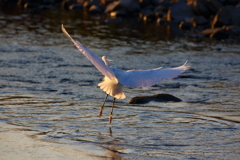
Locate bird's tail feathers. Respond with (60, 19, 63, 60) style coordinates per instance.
(98, 77, 126, 99)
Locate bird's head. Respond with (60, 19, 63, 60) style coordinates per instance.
(102, 56, 112, 66)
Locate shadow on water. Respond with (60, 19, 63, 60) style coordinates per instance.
(0, 9, 240, 159)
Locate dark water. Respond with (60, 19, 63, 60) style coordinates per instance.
(0, 10, 240, 159)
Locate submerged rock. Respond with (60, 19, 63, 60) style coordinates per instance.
(129, 94, 182, 104)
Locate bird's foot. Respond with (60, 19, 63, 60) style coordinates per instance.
(109, 114, 113, 124)
(98, 108, 103, 117)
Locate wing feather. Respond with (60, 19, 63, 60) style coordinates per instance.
(61, 24, 117, 84)
(118, 62, 189, 88)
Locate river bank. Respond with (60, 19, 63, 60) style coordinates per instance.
(0, 122, 108, 160)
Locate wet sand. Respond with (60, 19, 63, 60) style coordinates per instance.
(0, 122, 105, 160)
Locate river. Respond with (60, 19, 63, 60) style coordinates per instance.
(0, 10, 240, 159)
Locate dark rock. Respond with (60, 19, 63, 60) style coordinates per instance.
(69, 2, 83, 10)
(166, 22, 183, 37)
(18, 0, 28, 7)
(141, 5, 154, 12)
(200, 27, 233, 40)
(105, 0, 140, 13)
(129, 94, 182, 104)
(155, 12, 166, 18)
(211, 28, 230, 39)
(207, 0, 223, 13)
(151, 0, 177, 7)
(179, 19, 196, 30)
(62, 0, 77, 10)
(201, 27, 224, 35)
(157, 17, 167, 25)
(83, 0, 100, 8)
(139, 9, 152, 18)
(189, 0, 223, 18)
(139, 0, 151, 8)
(189, 0, 211, 17)
(211, 5, 233, 28)
(219, 0, 240, 5)
(110, 10, 128, 17)
(193, 16, 209, 25)
(230, 5, 240, 25)
(24, 2, 39, 9)
(226, 25, 240, 35)
(168, 1, 196, 23)
(105, 17, 122, 23)
(154, 5, 169, 13)
(23, 2, 50, 13)
(142, 13, 157, 21)
(89, 4, 103, 14)
(100, 0, 114, 5)
(211, 5, 240, 28)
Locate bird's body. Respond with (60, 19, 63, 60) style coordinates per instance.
(61, 24, 189, 123)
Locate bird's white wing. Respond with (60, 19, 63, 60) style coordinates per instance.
(117, 62, 189, 88)
(61, 24, 118, 84)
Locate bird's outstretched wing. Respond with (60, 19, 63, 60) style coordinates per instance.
(117, 62, 189, 88)
(61, 24, 118, 84)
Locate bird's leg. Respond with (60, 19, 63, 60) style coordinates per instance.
(98, 94, 108, 117)
(109, 98, 116, 124)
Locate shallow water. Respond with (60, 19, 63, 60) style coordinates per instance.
(0, 10, 240, 159)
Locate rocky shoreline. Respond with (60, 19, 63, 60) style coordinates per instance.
(1, 0, 240, 40)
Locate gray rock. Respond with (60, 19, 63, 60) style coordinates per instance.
(129, 94, 182, 104)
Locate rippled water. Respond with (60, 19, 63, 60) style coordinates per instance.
(0, 10, 240, 159)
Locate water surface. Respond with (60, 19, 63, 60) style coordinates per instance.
(0, 10, 240, 159)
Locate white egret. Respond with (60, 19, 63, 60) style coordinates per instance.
(61, 24, 189, 123)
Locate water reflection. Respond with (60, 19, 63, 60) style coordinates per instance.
(0, 9, 240, 159)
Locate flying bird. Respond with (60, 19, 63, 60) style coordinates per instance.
(61, 24, 189, 124)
